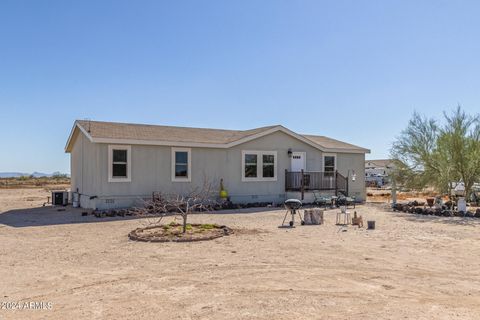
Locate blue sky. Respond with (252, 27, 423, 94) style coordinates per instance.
(1, 0, 479, 173)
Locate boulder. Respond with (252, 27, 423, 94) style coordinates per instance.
(465, 211, 475, 218)
(442, 210, 453, 217)
(475, 209, 480, 218)
(444, 200, 453, 210)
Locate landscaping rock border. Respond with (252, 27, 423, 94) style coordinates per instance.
(392, 203, 480, 218)
(128, 223, 234, 243)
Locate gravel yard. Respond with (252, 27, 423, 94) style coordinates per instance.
(1, 188, 480, 319)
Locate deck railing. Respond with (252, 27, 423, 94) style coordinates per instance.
(285, 170, 348, 198)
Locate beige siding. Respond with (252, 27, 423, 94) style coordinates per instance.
(70, 130, 366, 209)
(337, 153, 366, 200)
(70, 132, 99, 208)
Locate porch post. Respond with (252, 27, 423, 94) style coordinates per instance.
(301, 169, 304, 200)
(335, 170, 338, 196)
(346, 171, 349, 197)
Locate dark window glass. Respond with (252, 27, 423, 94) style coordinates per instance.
(245, 154, 257, 164)
(112, 149, 128, 178)
(262, 154, 275, 178)
(112, 164, 127, 177)
(263, 154, 274, 164)
(324, 156, 335, 176)
(175, 151, 188, 164)
(324, 156, 335, 168)
(113, 150, 127, 162)
(263, 164, 274, 178)
(175, 164, 188, 177)
(245, 165, 257, 177)
(244, 154, 257, 178)
(174, 151, 189, 177)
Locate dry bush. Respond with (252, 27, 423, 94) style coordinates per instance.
(135, 180, 218, 233)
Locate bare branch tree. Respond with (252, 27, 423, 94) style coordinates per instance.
(134, 179, 219, 233)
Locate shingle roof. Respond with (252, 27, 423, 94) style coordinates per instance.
(365, 159, 394, 168)
(302, 135, 369, 152)
(76, 120, 277, 144)
(67, 120, 369, 153)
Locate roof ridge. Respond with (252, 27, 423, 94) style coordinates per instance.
(301, 133, 368, 150)
(228, 125, 280, 141)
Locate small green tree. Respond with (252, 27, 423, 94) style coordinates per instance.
(391, 106, 480, 198)
(439, 107, 480, 197)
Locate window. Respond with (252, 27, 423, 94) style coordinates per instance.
(263, 154, 275, 178)
(108, 145, 131, 182)
(244, 154, 258, 178)
(323, 154, 336, 176)
(242, 151, 277, 181)
(172, 147, 191, 182)
(175, 152, 188, 177)
(113, 150, 127, 177)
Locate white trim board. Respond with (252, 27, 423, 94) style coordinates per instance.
(171, 147, 192, 182)
(323, 153, 337, 173)
(108, 145, 132, 183)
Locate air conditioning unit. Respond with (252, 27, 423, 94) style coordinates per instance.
(52, 191, 68, 206)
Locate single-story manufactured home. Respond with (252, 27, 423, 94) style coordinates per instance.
(65, 120, 370, 209)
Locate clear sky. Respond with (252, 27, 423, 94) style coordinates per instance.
(1, 0, 479, 173)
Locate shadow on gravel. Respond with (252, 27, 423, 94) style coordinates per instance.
(0, 206, 283, 228)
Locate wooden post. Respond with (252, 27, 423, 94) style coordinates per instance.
(335, 170, 338, 196)
(391, 176, 397, 207)
(346, 171, 349, 197)
(301, 169, 305, 200)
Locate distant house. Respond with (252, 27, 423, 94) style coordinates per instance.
(65, 120, 370, 209)
(365, 159, 395, 187)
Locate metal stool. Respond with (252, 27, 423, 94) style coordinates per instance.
(336, 206, 351, 225)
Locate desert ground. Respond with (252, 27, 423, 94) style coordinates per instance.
(1, 188, 480, 319)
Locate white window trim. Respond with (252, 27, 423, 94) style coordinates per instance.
(241, 150, 277, 182)
(323, 153, 337, 173)
(172, 147, 192, 182)
(108, 145, 132, 183)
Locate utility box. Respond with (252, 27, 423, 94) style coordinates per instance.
(52, 191, 68, 206)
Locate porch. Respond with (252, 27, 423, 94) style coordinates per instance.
(285, 170, 348, 199)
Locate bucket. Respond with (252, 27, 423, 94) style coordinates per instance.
(367, 221, 375, 230)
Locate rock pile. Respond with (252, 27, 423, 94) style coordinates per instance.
(393, 202, 480, 218)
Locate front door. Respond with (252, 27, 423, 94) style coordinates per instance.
(291, 152, 306, 172)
